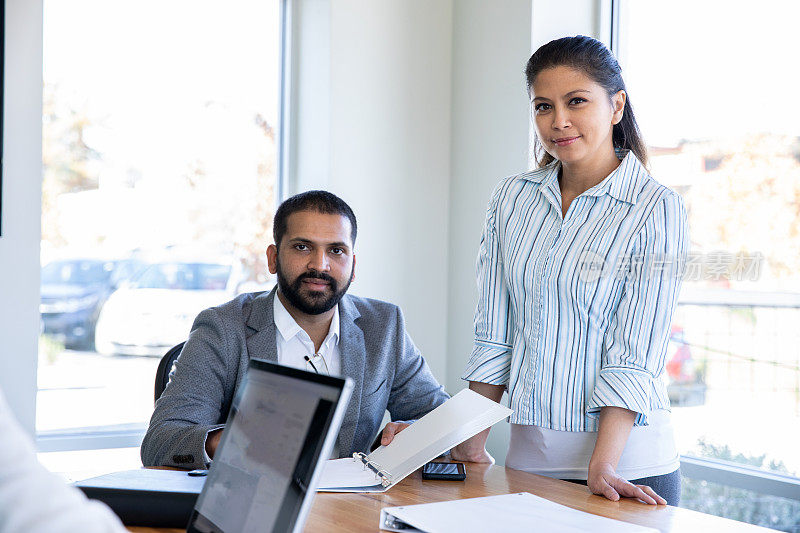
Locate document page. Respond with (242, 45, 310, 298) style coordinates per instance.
(315, 458, 385, 492)
(380, 492, 659, 533)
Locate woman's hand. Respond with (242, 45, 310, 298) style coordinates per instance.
(588, 406, 665, 504)
(446, 381, 504, 463)
(450, 436, 495, 464)
(587, 461, 666, 505)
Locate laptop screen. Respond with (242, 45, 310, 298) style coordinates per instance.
(186, 360, 352, 533)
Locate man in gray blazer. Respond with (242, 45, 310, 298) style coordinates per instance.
(141, 191, 448, 469)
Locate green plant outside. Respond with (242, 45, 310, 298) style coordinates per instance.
(681, 439, 800, 532)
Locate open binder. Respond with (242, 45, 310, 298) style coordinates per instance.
(316, 389, 512, 492)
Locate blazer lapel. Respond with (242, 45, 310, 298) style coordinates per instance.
(245, 287, 279, 363)
(336, 295, 365, 455)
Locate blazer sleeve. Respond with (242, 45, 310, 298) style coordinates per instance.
(385, 306, 449, 422)
(140, 307, 236, 469)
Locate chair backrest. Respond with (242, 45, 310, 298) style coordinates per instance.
(154, 341, 185, 404)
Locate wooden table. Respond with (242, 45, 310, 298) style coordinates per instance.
(128, 463, 773, 532)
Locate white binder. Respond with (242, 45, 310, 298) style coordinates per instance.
(379, 493, 660, 533)
(316, 389, 512, 492)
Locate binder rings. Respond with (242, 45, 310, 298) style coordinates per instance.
(353, 451, 393, 487)
(316, 389, 512, 492)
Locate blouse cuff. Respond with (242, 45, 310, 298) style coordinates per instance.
(461, 341, 512, 385)
(586, 366, 655, 426)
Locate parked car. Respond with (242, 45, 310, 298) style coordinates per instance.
(94, 257, 243, 357)
(40, 258, 145, 349)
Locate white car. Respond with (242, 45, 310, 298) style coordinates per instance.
(95, 258, 244, 357)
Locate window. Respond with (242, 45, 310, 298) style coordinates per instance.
(617, 0, 800, 529)
(39, 0, 282, 452)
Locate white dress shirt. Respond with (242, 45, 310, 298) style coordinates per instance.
(0, 391, 127, 533)
(273, 294, 342, 377)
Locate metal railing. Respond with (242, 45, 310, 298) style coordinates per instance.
(673, 288, 800, 501)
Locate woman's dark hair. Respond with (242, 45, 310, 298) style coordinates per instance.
(525, 35, 648, 168)
(273, 190, 357, 246)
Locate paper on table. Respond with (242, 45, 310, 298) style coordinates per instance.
(315, 457, 385, 493)
(380, 492, 659, 533)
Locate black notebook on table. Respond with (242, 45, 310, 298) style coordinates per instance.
(75, 468, 206, 528)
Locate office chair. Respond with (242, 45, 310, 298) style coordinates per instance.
(154, 341, 185, 404)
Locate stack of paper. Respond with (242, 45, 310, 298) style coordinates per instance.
(316, 389, 512, 492)
(380, 493, 659, 532)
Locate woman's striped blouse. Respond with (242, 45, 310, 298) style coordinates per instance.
(462, 151, 689, 431)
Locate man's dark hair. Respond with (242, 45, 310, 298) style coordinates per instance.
(273, 190, 358, 247)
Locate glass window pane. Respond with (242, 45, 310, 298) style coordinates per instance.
(682, 476, 800, 532)
(39, 0, 280, 437)
(618, 0, 800, 482)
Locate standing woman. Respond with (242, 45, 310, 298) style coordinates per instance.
(452, 36, 688, 506)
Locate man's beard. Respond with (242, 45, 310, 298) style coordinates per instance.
(275, 257, 353, 315)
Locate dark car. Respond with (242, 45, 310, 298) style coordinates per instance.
(40, 258, 144, 349)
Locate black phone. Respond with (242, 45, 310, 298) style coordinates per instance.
(421, 461, 466, 481)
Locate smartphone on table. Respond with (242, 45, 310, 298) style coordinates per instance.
(421, 461, 466, 481)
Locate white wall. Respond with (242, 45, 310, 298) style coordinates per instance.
(445, 0, 534, 464)
(286, 0, 331, 195)
(290, 0, 454, 381)
(328, 0, 453, 381)
(0, 0, 43, 434)
(532, 0, 606, 49)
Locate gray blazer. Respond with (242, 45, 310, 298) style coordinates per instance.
(140, 288, 449, 469)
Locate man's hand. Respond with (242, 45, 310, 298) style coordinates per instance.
(379, 422, 410, 446)
(587, 461, 666, 505)
(205, 429, 223, 459)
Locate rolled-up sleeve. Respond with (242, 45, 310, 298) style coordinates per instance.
(462, 183, 514, 385)
(587, 192, 689, 425)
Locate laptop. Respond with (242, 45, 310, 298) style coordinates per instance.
(186, 359, 353, 532)
(76, 359, 352, 531)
